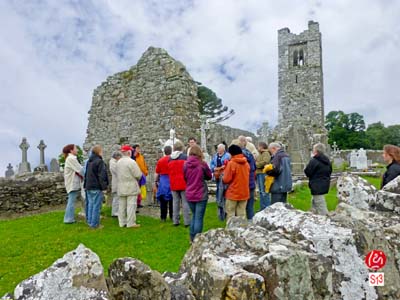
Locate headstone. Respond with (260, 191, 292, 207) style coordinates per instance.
(334, 157, 344, 167)
(5, 163, 14, 178)
(350, 150, 357, 168)
(200, 115, 211, 163)
(18, 137, 31, 174)
(356, 148, 368, 170)
(36, 140, 48, 171)
(50, 158, 60, 172)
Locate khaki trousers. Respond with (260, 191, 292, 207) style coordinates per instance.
(226, 199, 247, 220)
(118, 195, 137, 227)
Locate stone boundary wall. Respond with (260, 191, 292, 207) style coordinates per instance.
(0, 173, 66, 214)
(338, 150, 384, 164)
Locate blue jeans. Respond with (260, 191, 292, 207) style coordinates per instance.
(86, 190, 103, 228)
(187, 200, 207, 242)
(257, 173, 271, 211)
(246, 188, 255, 220)
(64, 191, 79, 223)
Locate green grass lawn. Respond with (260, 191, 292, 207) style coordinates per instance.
(0, 179, 362, 295)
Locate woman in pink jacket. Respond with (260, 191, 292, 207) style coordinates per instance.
(184, 145, 212, 242)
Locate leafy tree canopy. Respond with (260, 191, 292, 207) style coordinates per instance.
(325, 111, 399, 150)
(197, 83, 234, 123)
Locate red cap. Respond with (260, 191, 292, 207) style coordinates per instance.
(120, 145, 133, 152)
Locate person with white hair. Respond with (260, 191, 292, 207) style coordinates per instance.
(304, 143, 332, 215)
(245, 136, 259, 158)
(266, 142, 292, 204)
(116, 145, 142, 228)
(210, 143, 231, 220)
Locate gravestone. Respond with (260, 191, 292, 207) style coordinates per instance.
(5, 163, 14, 178)
(350, 150, 357, 168)
(356, 148, 368, 170)
(50, 158, 60, 172)
(18, 137, 31, 174)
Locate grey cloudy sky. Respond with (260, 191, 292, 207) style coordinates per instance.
(1, 0, 399, 174)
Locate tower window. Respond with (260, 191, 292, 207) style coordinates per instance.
(299, 49, 304, 66)
(293, 50, 298, 66)
(295, 75, 298, 83)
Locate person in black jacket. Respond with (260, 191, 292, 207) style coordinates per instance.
(84, 145, 109, 229)
(304, 143, 332, 215)
(381, 144, 400, 188)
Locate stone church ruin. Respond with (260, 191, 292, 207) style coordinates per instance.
(84, 47, 256, 168)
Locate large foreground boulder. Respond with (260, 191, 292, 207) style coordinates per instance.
(107, 258, 171, 300)
(12, 244, 109, 300)
(167, 203, 400, 300)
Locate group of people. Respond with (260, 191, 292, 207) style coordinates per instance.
(61, 136, 400, 242)
(62, 143, 148, 229)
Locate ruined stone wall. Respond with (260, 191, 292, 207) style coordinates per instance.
(84, 47, 201, 169)
(0, 173, 66, 214)
(206, 124, 257, 154)
(276, 21, 327, 173)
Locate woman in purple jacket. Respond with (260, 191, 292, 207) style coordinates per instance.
(184, 145, 212, 242)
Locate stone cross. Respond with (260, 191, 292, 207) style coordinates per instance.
(332, 142, 339, 156)
(37, 140, 47, 166)
(18, 137, 31, 174)
(5, 163, 14, 178)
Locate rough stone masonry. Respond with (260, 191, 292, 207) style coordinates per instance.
(84, 47, 256, 169)
(84, 47, 201, 168)
(275, 21, 328, 174)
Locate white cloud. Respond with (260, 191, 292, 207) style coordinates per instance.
(1, 0, 399, 174)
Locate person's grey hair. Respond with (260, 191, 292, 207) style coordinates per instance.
(268, 142, 282, 149)
(112, 151, 122, 159)
(246, 136, 253, 142)
(173, 141, 184, 152)
(217, 143, 225, 151)
(313, 143, 326, 154)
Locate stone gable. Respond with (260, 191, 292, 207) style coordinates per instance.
(84, 47, 201, 167)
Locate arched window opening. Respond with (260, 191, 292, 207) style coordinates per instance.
(293, 50, 298, 66)
(298, 49, 304, 66)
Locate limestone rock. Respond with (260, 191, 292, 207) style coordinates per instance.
(13, 244, 109, 300)
(337, 173, 376, 209)
(382, 175, 400, 194)
(374, 190, 400, 214)
(107, 257, 171, 300)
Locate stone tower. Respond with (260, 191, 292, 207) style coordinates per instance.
(84, 47, 201, 168)
(276, 21, 327, 173)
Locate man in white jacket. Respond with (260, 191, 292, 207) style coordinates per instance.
(117, 145, 142, 228)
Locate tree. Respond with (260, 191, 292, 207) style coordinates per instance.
(386, 125, 400, 147)
(365, 122, 387, 149)
(325, 110, 368, 149)
(197, 84, 234, 123)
